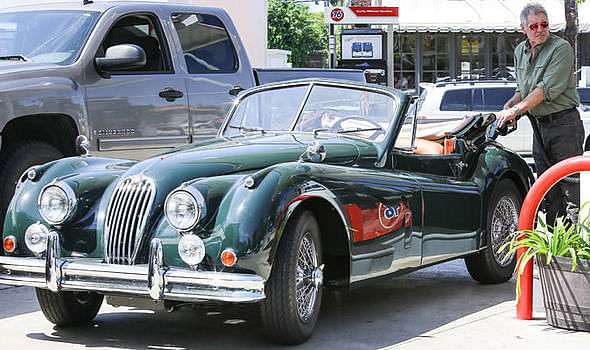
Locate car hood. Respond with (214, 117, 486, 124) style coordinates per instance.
(120, 133, 377, 186)
(0, 61, 61, 77)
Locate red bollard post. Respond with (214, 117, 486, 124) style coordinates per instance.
(516, 155, 590, 319)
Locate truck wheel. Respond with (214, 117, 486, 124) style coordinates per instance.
(36, 288, 103, 326)
(465, 179, 521, 284)
(0, 141, 63, 228)
(261, 210, 323, 345)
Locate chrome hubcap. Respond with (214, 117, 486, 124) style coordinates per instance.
(296, 232, 322, 323)
(491, 196, 519, 267)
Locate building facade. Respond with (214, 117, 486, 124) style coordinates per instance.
(334, 0, 590, 89)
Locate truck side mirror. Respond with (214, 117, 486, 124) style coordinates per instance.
(95, 44, 146, 73)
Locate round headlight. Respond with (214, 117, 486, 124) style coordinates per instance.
(165, 188, 205, 231)
(25, 223, 49, 254)
(178, 234, 205, 266)
(38, 183, 76, 225)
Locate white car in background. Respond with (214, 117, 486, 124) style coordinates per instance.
(414, 80, 590, 165)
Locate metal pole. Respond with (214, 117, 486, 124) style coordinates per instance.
(329, 23, 336, 69)
(387, 24, 394, 87)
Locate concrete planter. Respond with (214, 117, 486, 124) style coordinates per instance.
(537, 255, 590, 332)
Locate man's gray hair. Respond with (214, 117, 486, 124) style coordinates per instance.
(520, 3, 548, 25)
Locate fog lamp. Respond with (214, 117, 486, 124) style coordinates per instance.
(178, 234, 205, 266)
(3, 235, 16, 253)
(25, 222, 50, 254)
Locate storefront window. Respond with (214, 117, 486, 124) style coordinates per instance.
(394, 34, 416, 89)
(422, 33, 450, 83)
(492, 33, 522, 79)
(458, 34, 485, 78)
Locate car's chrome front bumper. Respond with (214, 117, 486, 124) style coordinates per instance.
(0, 232, 265, 303)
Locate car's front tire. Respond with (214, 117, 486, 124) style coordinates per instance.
(36, 288, 103, 326)
(465, 179, 522, 284)
(261, 210, 323, 345)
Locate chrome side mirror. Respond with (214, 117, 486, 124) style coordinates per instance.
(305, 141, 326, 163)
(76, 135, 90, 156)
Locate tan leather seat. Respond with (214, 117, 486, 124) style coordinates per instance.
(414, 138, 444, 155)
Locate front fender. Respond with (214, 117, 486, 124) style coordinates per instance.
(3, 156, 135, 257)
(211, 162, 352, 280)
(0, 75, 85, 135)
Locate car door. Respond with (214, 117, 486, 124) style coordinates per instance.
(85, 12, 189, 160)
(170, 12, 256, 143)
(343, 170, 423, 283)
(393, 110, 482, 266)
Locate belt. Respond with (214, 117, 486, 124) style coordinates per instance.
(535, 107, 578, 123)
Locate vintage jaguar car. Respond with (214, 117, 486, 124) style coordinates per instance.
(0, 79, 533, 344)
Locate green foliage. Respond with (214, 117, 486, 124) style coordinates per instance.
(268, 0, 328, 67)
(499, 203, 590, 295)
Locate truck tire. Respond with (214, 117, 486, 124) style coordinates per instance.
(36, 288, 103, 326)
(0, 141, 63, 230)
(261, 210, 323, 345)
(465, 179, 522, 284)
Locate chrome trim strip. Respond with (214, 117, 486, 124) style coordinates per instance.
(98, 136, 188, 151)
(0, 236, 265, 303)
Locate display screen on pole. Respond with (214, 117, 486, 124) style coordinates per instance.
(342, 34, 382, 60)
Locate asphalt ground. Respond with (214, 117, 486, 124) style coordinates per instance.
(1, 259, 589, 349)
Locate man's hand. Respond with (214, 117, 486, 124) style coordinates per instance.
(495, 108, 518, 129)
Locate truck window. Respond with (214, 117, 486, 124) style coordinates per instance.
(101, 14, 170, 73)
(0, 10, 99, 65)
(172, 13, 238, 74)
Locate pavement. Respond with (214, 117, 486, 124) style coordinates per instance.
(0, 259, 589, 349)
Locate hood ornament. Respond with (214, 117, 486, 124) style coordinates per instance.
(298, 141, 326, 166)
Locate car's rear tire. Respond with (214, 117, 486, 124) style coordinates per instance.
(36, 288, 103, 326)
(261, 210, 323, 345)
(465, 179, 521, 284)
(0, 141, 63, 229)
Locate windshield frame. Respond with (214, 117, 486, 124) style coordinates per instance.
(219, 80, 402, 145)
(0, 9, 102, 66)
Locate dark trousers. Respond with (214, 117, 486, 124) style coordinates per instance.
(532, 108, 584, 225)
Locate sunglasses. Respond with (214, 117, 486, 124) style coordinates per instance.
(528, 21, 549, 31)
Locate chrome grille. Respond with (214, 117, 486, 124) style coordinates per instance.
(104, 175, 155, 265)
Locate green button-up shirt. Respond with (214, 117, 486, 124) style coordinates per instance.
(514, 34, 579, 116)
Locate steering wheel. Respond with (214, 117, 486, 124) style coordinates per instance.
(330, 116, 386, 140)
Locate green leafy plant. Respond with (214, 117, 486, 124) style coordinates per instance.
(499, 202, 590, 295)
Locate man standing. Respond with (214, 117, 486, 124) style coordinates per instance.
(496, 2, 584, 225)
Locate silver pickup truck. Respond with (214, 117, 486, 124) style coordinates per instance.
(0, 1, 364, 229)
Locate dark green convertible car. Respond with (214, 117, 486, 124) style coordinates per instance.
(0, 80, 533, 344)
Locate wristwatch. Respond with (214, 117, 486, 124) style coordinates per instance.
(511, 105, 521, 116)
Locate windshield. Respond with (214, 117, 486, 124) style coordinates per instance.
(223, 83, 397, 142)
(0, 10, 100, 65)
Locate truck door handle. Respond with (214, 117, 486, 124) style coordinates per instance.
(229, 85, 245, 96)
(159, 88, 184, 102)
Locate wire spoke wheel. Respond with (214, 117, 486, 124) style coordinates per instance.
(296, 232, 321, 322)
(261, 210, 323, 345)
(491, 195, 519, 267)
(465, 179, 522, 284)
